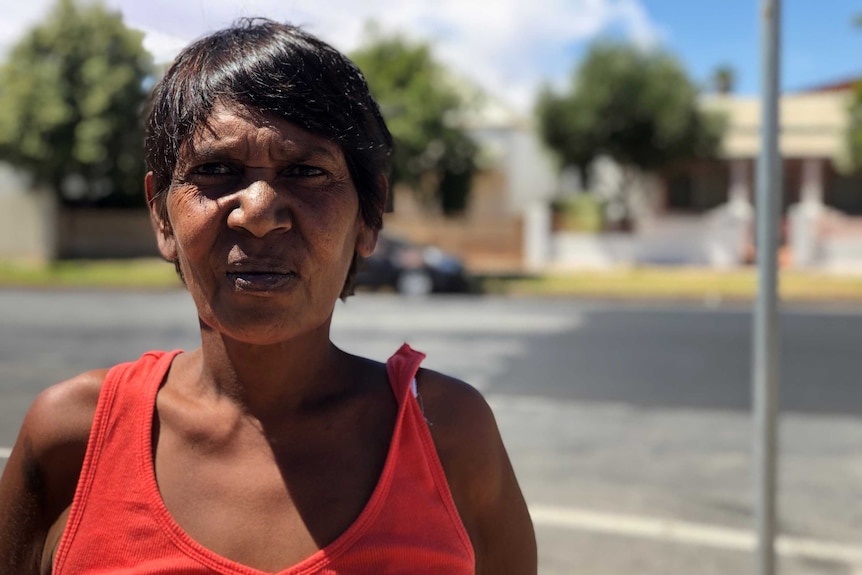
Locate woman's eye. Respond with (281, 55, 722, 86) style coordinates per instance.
(192, 163, 234, 176)
(287, 165, 325, 177)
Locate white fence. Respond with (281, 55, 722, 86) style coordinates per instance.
(543, 202, 753, 270)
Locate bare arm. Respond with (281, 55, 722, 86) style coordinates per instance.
(419, 371, 537, 575)
(0, 370, 105, 575)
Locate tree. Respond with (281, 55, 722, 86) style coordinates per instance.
(844, 81, 862, 173)
(843, 16, 862, 172)
(711, 64, 737, 94)
(536, 42, 725, 225)
(350, 30, 477, 216)
(0, 0, 153, 208)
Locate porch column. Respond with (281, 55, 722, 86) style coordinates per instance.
(788, 158, 825, 268)
(729, 159, 751, 204)
(707, 158, 753, 267)
(800, 158, 824, 205)
(524, 201, 551, 272)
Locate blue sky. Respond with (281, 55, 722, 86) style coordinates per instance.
(643, 0, 862, 94)
(2, 0, 861, 112)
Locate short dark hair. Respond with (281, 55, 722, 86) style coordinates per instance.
(144, 18, 392, 297)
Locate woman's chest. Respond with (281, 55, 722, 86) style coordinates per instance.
(151, 416, 392, 572)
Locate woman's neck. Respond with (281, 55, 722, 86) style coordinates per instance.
(189, 321, 355, 420)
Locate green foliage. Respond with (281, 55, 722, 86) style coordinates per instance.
(843, 81, 862, 173)
(0, 0, 152, 207)
(350, 30, 477, 216)
(551, 194, 604, 233)
(536, 42, 725, 186)
(711, 64, 736, 94)
(843, 17, 862, 173)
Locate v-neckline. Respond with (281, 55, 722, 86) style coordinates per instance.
(138, 350, 407, 575)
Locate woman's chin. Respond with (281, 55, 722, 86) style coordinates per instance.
(199, 310, 333, 348)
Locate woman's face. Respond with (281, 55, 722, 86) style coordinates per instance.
(147, 102, 377, 346)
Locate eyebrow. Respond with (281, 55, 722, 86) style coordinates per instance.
(185, 139, 342, 164)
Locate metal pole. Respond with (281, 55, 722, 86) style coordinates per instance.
(754, 1, 781, 574)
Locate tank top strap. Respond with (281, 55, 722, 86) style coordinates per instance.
(385, 343, 426, 402)
(53, 349, 182, 574)
(102, 350, 181, 425)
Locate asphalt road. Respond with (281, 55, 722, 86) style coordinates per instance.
(1, 289, 861, 574)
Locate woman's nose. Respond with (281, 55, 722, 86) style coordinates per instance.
(226, 179, 292, 237)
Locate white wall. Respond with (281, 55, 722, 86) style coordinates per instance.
(506, 128, 558, 211)
(0, 166, 57, 262)
(469, 121, 559, 214)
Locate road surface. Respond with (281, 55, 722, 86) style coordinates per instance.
(1, 289, 860, 574)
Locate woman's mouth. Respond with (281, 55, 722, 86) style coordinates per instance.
(226, 271, 297, 292)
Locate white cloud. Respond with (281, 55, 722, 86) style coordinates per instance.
(0, 0, 663, 113)
(609, 0, 665, 49)
(0, 2, 54, 55)
(136, 27, 188, 64)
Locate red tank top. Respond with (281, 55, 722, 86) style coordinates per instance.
(53, 345, 475, 574)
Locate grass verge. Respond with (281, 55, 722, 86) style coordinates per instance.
(4, 259, 862, 302)
(0, 259, 181, 289)
(479, 267, 862, 302)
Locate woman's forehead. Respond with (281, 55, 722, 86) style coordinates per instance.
(183, 102, 343, 161)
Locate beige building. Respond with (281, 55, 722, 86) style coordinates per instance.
(548, 79, 862, 271)
(662, 83, 862, 217)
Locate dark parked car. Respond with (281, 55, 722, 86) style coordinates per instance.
(356, 234, 471, 295)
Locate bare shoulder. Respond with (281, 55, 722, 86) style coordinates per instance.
(414, 369, 496, 454)
(0, 369, 107, 574)
(413, 369, 512, 512)
(18, 369, 108, 478)
(416, 368, 537, 575)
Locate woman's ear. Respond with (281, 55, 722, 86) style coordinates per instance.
(355, 174, 387, 257)
(355, 225, 378, 258)
(145, 172, 177, 261)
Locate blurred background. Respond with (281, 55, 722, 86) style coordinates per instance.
(1, 1, 862, 573)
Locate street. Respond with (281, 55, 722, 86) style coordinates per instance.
(1, 289, 861, 574)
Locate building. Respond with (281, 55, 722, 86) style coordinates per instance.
(668, 82, 862, 217)
(382, 92, 560, 273)
(549, 78, 862, 271)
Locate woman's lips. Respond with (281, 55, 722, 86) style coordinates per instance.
(226, 271, 297, 292)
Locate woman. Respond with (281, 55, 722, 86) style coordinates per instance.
(0, 18, 536, 575)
